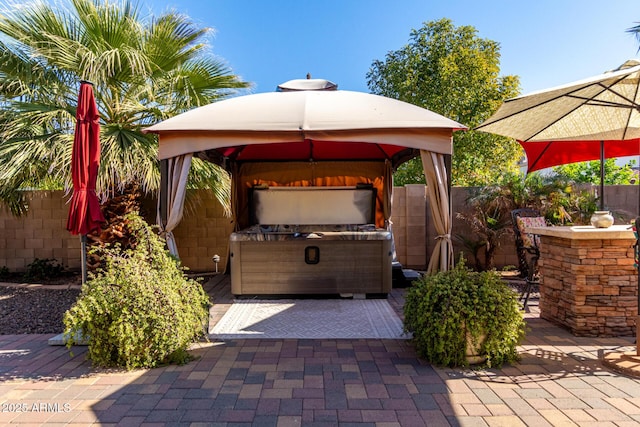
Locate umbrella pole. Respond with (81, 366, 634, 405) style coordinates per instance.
(600, 140, 605, 211)
(637, 155, 640, 355)
(636, 216, 640, 355)
(80, 234, 88, 285)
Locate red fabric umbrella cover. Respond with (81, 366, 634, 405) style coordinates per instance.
(66, 81, 105, 235)
(522, 139, 640, 172)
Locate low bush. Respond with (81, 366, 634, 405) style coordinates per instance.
(0, 266, 9, 280)
(23, 258, 64, 281)
(404, 257, 526, 368)
(64, 212, 211, 369)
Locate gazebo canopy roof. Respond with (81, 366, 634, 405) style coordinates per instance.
(144, 88, 465, 168)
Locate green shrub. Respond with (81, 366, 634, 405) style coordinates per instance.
(64, 212, 211, 370)
(404, 257, 526, 368)
(0, 266, 9, 280)
(23, 258, 64, 281)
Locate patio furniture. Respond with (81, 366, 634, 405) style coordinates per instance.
(511, 208, 545, 308)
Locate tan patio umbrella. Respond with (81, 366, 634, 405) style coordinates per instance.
(475, 59, 640, 211)
(476, 60, 640, 354)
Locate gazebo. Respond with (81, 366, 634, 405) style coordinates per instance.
(144, 79, 466, 290)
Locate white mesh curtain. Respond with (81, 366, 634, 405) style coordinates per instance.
(157, 154, 192, 257)
(421, 150, 453, 273)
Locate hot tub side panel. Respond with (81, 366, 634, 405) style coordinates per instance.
(230, 239, 392, 295)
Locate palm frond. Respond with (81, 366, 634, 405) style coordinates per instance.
(0, 0, 249, 214)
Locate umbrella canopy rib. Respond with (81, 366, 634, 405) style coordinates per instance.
(621, 79, 640, 140)
(527, 142, 553, 171)
(477, 61, 640, 144)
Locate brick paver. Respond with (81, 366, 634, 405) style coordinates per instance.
(1, 280, 640, 426)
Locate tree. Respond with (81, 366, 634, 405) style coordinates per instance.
(551, 159, 637, 185)
(0, 0, 250, 215)
(367, 18, 521, 186)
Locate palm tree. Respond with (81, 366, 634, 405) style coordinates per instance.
(0, 0, 250, 216)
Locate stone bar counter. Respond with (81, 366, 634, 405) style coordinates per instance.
(525, 224, 637, 337)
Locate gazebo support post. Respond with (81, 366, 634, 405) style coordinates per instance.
(445, 153, 452, 269)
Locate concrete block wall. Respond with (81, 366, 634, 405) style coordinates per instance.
(0, 190, 233, 274)
(391, 185, 427, 269)
(2, 185, 639, 273)
(169, 191, 235, 272)
(0, 191, 81, 271)
(391, 186, 518, 270)
(604, 185, 640, 219)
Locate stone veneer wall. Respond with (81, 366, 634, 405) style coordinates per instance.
(538, 235, 637, 337)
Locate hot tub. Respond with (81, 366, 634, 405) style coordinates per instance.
(229, 187, 393, 296)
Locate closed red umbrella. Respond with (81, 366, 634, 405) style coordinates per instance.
(66, 81, 105, 281)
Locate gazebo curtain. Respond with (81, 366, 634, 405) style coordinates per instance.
(158, 151, 454, 273)
(157, 154, 192, 257)
(421, 150, 453, 273)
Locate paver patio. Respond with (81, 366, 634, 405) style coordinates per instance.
(1, 276, 639, 426)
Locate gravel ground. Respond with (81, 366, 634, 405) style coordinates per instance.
(0, 286, 81, 335)
(0, 274, 532, 336)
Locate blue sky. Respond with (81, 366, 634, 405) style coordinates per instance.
(146, 0, 640, 96)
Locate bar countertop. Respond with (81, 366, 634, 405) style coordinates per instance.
(524, 224, 635, 240)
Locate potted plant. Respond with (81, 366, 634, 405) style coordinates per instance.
(404, 256, 526, 368)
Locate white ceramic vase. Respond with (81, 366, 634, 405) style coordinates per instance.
(590, 210, 614, 228)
